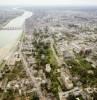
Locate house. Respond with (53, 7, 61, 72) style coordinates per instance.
(61, 68, 73, 90)
(45, 64, 51, 73)
(63, 50, 74, 60)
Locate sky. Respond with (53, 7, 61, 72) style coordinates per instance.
(0, 0, 97, 6)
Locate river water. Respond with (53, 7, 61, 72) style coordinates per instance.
(0, 10, 32, 60)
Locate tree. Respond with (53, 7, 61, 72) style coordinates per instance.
(30, 92, 39, 100)
(67, 94, 76, 100)
(3, 89, 14, 100)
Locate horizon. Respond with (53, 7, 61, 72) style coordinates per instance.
(0, 0, 97, 6)
(0, 5, 97, 8)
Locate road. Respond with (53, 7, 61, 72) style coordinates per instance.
(19, 36, 46, 100)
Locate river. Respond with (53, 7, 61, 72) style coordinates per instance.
(0, 10, 32, 61)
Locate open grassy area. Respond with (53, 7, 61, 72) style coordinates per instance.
(66, 55, 97, 86)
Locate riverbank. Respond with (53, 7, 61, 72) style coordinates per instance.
(0, 9, 24, 30)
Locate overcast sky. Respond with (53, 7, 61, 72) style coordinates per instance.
(0, 0, 97, 6)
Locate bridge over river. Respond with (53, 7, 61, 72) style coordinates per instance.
(1, 27, 22, 30)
